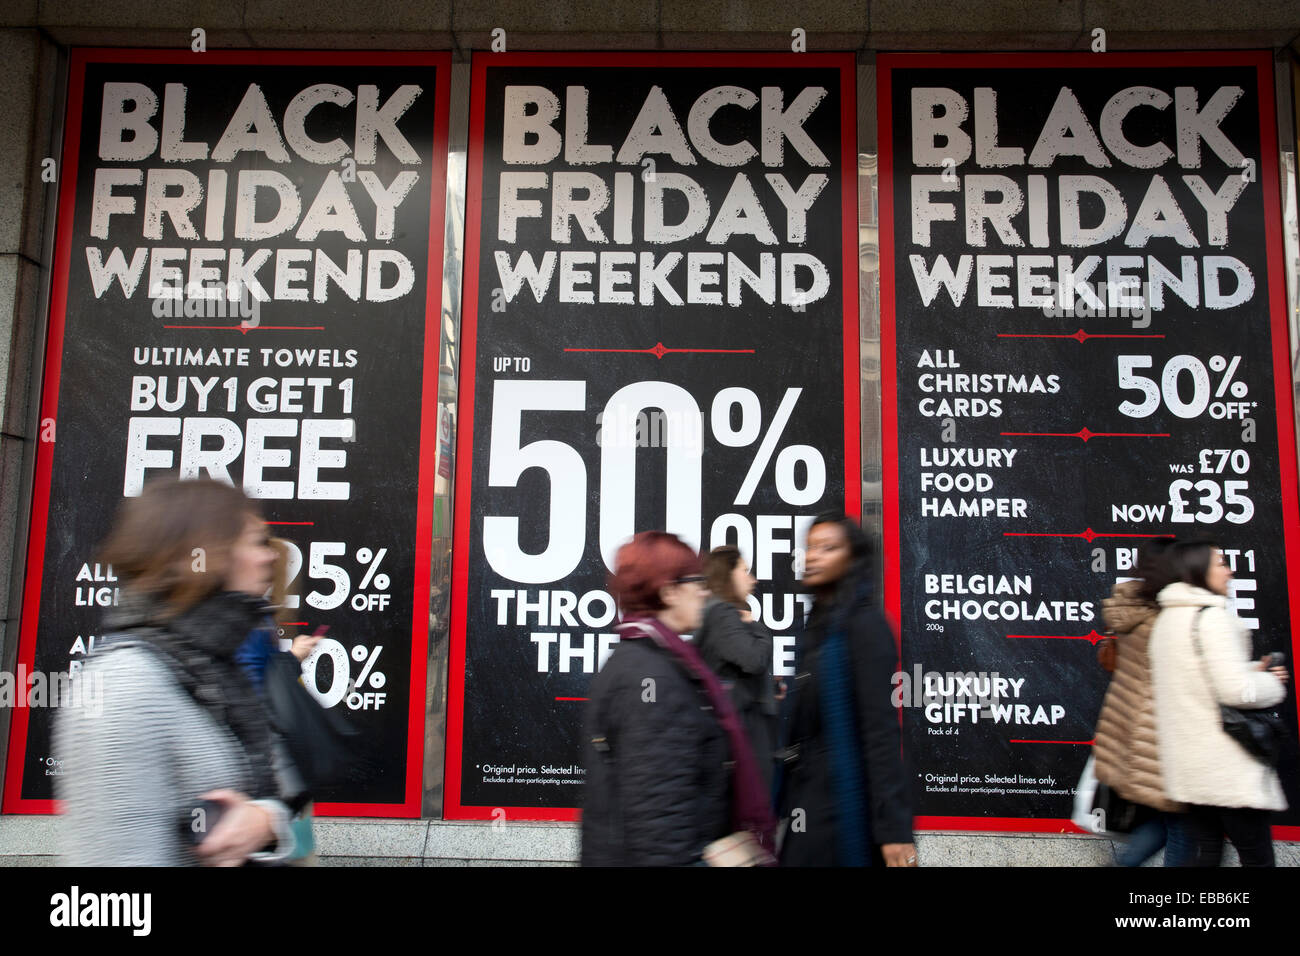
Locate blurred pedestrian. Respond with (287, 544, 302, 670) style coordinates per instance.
(1094, 537, 1190, 865)
(234, 538, 321, 690)
(778, 512, 915, 867)
(581, 531, 776, 866)
(694, 545, 779, 798)
(1150, 539, 1290, 866)
(234, 538, 322, 865)
(56, 478, 304, 865)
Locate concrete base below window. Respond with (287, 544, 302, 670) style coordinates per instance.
(3, 816, 1297, 866)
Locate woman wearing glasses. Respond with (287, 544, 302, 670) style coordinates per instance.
(580, 531, 775, 866)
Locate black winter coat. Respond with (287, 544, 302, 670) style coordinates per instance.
(580, 634, 732, 866)
(778, 599, 913, 865)
(693, 598, 777, 795)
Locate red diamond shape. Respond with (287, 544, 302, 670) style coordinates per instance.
(1081, 527, 1096, 542)
(1077, 427, 1094, 442)
(1072, 329, 1089, 342)
(650, 342, 667, 359)
(1086, 630, 1106, 645)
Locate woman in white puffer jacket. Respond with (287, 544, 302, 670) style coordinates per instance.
(1150, 540, 1290, 866)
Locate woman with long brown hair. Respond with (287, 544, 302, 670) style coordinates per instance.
(1150, 539, 1290, 866)
(695, 545, 779, 797)
(1093, 537, 1189, 865)
(56, 477, 303, 865)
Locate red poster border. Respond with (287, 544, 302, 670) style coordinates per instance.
(1, 48, 452, 818)
(878, 50, 1300, 840)
(447, 51, 859, 820)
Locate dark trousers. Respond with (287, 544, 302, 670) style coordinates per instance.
(1175, 805, 1275, 867)
(1119, 809, 1192, 867)
(1120, 816, 1165, 867)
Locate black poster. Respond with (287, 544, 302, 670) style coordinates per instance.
(3, 50, 450, 815)
(449, 53, 857, 818)
(880, 52, 1300, 831)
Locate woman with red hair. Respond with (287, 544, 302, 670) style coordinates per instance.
(580, 531, 776, 866)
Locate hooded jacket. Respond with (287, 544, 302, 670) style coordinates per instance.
(1093, 579, 1182, 812)
(1149, 582, 1287, 811)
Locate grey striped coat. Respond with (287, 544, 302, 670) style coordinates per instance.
(55, 643, 294, 866)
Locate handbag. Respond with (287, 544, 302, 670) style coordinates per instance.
(1191, 607, 1287, 766)
(1072, 754, 1140, 834)
(263, 651, 364, 791)
(1071, 755, 1101, 832)
(1092, 781, 1141, 834)
(702, 831, 776, 867)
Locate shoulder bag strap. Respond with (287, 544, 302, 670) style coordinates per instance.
(1188, 605, 1216, 696)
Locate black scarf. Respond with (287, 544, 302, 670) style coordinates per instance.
(104, 589, 278, 799)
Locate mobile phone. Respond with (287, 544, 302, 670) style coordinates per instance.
(1264, 651, 1287, 668)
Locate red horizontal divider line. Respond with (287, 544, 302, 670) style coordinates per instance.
(162, 325, 325, 331)
(563, 347, 755, 355)
(995, 332, 1166, 340)
(1011, 739, 1095, 745)
(1004, 531, 1171, 539)
(1006, 634, 1103, 642)
(999, 431, 1169, 438)
(554, 697, 589, 701)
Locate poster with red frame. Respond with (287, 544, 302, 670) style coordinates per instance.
(448, 52, 858, 819)
(878, 51, 1300, 836)
(2, 49, 450, 817)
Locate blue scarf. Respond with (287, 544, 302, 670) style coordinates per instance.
(820, 607, 871, 866)
(234, 623, 277, 689)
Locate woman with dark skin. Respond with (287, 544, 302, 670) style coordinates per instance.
(779, 513, 916, 867)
